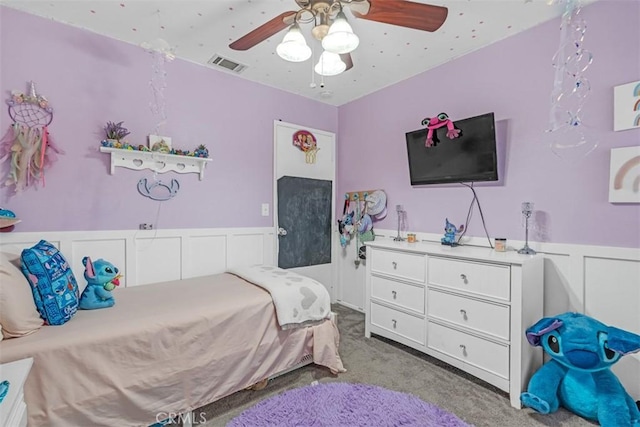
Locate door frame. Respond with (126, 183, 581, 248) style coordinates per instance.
(273, 120, 337, 299)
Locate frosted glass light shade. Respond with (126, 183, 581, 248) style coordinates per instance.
(276, 24, 312, 62)
(314, 51, 346, 76)
(322, 11, 359, 54)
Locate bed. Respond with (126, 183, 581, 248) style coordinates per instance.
(0, 270, 345, 426)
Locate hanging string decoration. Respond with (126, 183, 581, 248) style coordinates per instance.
(0, 81, 63, 192)
(546, 0, 597, 160)
(143, 39, 174, 136)
(141, 10, 175, 137)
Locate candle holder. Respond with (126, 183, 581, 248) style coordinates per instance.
(518, 202, 536, 255)
(393, 204, 405, 242)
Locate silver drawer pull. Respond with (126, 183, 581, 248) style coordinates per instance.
(392, 319, 397, 328)
(460, 309, 467, 318)
(392, 261, 397, 269)
(392, 290, 397, 299)
(459, 344, 467, 356)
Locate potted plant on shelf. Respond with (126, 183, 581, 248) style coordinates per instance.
(104, 121, 131, 147)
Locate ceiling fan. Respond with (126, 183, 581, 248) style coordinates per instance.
(229, 0, 448, 76)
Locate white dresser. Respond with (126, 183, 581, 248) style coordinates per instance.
(0, 358, 33, 427)
(365, 240, 543, 408)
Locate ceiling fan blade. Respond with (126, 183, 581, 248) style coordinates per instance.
(340, 53, 353, 71)
(352, 0, 448, 32)
(229, 11, 296, 51)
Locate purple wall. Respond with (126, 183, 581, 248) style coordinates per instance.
(337, 0, 640, 248)
(2, 2, 638, 249)
(0, 6, 337, 232)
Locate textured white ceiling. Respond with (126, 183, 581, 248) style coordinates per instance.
(1, 0, 596, 106)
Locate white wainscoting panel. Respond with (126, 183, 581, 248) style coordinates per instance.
(584, 256, 640, 331)
(584, 255, 640, 400)
(227, 232, 267, 270)
(185, 234, 227, 279)
(0, 228, 275, 289)
(135, 236, 182, 286)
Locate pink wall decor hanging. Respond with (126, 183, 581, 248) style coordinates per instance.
(0, 81, 63, 192)
(292, 129, 319, 164)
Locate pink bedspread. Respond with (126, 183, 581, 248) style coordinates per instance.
(0, 273, 345, 426)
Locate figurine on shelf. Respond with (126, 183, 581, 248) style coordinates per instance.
(104, 121, 130, 144)
(441, 218, 464, 246)
(194, 144, 209, 158)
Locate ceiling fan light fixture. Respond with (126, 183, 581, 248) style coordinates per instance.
(321, 11, 359, 54)
(311, 24, 330, 41)
(276, 23, 312, 62)
(314, 50, 346, 76)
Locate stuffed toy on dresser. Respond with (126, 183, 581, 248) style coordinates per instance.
(521, 312, 640, 427)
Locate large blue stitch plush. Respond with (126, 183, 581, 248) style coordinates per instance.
(521, 312, 640, 427)
(79, 257, 121, 310)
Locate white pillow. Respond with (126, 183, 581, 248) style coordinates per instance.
(0, 252, 44, 338)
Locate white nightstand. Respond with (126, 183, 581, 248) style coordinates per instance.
(0, 358, 33, 427)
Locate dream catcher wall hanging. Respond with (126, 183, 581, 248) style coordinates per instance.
(0, 81, 63, 192)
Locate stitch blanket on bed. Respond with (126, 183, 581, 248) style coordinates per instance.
(228, 265, 331, 330)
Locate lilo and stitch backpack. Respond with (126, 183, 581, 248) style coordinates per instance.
(21, 240, 79, 325)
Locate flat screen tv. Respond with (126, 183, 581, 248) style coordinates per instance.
(405, 112, 498, 185)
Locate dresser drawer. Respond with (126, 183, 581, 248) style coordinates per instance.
(371, 302, 425, 345)
(371, 276, 425, 314)
(371, 249, 426, 282)
(427, 289, 510, 340)
(428, 257, 510, 301)
(427, 321, 509, 379)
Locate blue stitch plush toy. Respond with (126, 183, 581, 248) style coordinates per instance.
(441, 218, 463, 246)
(521, 312, 640, 427)
(79, 257, 121, 310)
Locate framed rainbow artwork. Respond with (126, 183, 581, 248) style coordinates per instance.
(613, 80, 640, 131)
(609, 146, 640, 203)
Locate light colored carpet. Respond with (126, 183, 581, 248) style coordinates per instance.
(197, 304, 594, 427)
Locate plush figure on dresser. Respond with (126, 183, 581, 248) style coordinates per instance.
(79, 257, 121, 310)
(521, 312, 640, 427)
(441, 218, 463, 246)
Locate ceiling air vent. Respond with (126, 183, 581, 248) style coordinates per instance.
(207, 54, 247, 74)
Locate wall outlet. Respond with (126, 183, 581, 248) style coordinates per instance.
(139, 223, 154, 230)
(261, 203, 269, 217)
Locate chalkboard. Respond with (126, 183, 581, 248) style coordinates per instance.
(277, 176, 332, 269)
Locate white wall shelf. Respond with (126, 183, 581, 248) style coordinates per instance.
(100, 147, 212, 180)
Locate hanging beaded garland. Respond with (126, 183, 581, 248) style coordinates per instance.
(546, 0, 597, 161)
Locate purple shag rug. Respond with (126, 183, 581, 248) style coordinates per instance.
(228, 382, 473, 427)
